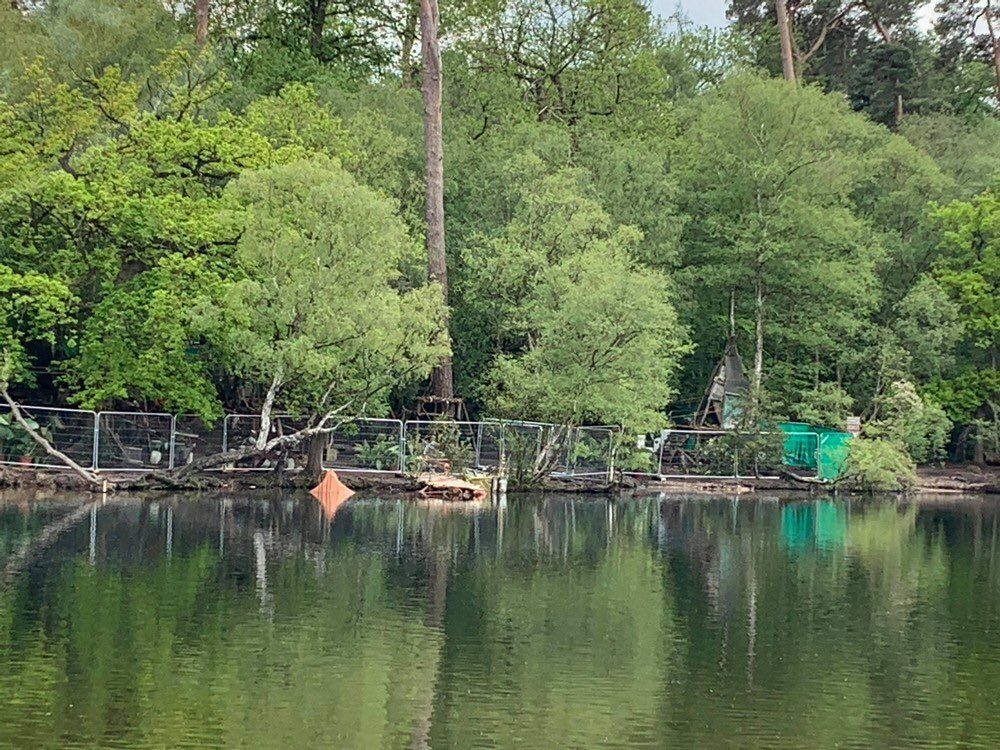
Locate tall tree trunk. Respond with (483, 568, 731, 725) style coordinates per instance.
(775, 0, 797, 82)
(419, 0, 454, 399)
(195, 0, 210, 46)
(309, 0, 329, 59)
(986, 2, 1000, 107)
(400, 1, 419, 89)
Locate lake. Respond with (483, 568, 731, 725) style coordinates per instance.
(1, 491, 999, 749)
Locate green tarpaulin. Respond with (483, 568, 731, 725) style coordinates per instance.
(779, 422, 852, 481)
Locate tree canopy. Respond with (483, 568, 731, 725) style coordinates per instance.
(0, 0, 998, 465)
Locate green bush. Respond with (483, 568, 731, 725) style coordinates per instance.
(842, 438, 918, 492)
(356, 435, 399, 471)
(614, 434, 657, 473)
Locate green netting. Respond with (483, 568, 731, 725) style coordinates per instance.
(815, 428, 852, 481)
(779, 422, 852, 481)
(782, 422, 817, 469)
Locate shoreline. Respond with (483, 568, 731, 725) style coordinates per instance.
(2, 464, 998, 497)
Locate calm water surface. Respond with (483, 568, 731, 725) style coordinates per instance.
(1, 491, 1000, 749)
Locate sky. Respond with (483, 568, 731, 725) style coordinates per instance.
(652, 0, 729, 28)
(649, 0, 937, 31)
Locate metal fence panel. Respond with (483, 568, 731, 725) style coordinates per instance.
(403, 420, 484, 473)
(171, 414, 225, 468)
(475, 421, 505, 470)
(272, 415, 311, 470)
(498, 421, 544, 482)
(0, 404, 97, 470)
(222, 413, 260, 454)
(96, 411, 173, 471)
(652, 428, 788, 479)
(322, 418, 403, 473)
(656, 428, 733, 478)
(558, 426, 614, 478)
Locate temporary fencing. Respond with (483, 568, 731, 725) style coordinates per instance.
(402, 420, 495, 474)
(96, 411, 173, 471)
(618, 428, 822, 480)
(3, 401, 818, 481)
(323, 419, 403, 473)
(0, 404, 97, 470)
(172, 414, 224, 468)
(557, 426, 616, 477)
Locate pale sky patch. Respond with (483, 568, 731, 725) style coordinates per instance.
(650, 1, 938, 32)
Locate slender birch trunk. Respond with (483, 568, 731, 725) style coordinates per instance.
(754, 280, 765, 394)
(255, 375, 281, 451)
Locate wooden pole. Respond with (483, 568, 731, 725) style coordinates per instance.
(419, 0, 454, 400)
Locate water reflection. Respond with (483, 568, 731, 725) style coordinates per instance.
(1, 492, 1000, 748)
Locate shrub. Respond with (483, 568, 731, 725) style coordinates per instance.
(842, 438, 918, 492)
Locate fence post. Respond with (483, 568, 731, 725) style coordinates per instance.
(814, 432, 823, 480)
(397, 420, 405, 473)
(607, 429, 616, 483)
(168, 414, 177, 470)
(657, 430, 667, 478)
(499, 421, 506, 467)
(222, 415, 229, 453)
(93, 412, 102, 471)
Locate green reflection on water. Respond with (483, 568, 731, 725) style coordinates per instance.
(1, 493, 1000, 749)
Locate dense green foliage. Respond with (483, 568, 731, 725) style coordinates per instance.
(843, 437, 919, 491)
(0, 0, 996, 462)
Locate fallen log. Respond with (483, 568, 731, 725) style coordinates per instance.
(1, 386, 100, 488)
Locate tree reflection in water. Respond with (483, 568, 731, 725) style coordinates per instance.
(1, 492, 1000, 748)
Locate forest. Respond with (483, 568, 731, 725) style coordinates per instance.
(0, 0, 998, 482)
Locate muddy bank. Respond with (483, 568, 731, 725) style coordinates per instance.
(0, 465, 613, 496)
(3, 464, 998, 497)
(914, 465, 1000, 494)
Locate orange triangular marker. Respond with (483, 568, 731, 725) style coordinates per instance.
(310, 470, 355, 519)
